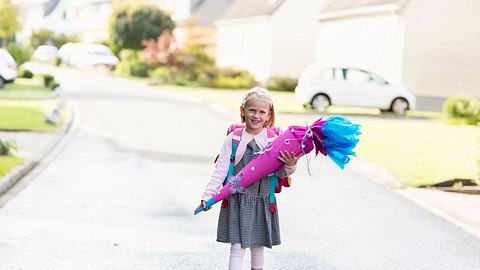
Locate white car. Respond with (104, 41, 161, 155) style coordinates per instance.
(69, 43, 119, 69)
(295, 64, 416, 115)
(33, 45, 58, 62)
(58, 42, 76, 65)
(0, 49, 18, 88)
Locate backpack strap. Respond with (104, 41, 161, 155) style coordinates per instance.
(266, 129, 276, 146)
(266, 128, 280, 212)
(225, 128, 243, 183)
(221, 128, 243, 209)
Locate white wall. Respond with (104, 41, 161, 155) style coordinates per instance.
(402, 0, 480, 97)
(270, 0, 325, 79)
(216, 19, 273, 83)
(16, 4, 45, 44)
(315, 13, 404, 84)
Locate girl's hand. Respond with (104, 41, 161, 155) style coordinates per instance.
(277, 151, 299, 166)
(194, 200, 211, 214)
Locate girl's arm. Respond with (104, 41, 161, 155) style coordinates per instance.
(277, 165, 297, 178)
(277, 151, 298, 178)
(201, 133, 233, 201)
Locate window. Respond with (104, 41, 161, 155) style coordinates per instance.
(368, 71, 388, 85)
(345, 69, 370, 83)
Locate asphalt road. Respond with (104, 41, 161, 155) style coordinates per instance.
(0, 64, 479, 270)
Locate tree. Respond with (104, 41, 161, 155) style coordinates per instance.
(30, 28, 79, 48)
(0, 0, 20, 47)
(109, 4, 175, 52)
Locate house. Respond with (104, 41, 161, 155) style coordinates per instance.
(14, 0, 111, 44)
(315, 0, 480, 97)
(14, 0, 208, 45)
(215, 0, 326, 84)
(187, 0, 234, 56)
(14, 0, 66, 44)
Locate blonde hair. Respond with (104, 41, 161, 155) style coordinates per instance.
(240, 87, 275, 128)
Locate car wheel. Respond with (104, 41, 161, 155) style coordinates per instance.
(391, 98, 409, 115)
(311, 94, 330, 112)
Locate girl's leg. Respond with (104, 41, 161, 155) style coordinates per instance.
(229, 243, 246, 270)
(250, 246, 264, 270)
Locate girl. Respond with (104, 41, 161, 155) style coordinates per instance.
(195, 87, 299, 270)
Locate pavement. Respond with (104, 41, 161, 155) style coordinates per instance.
(1, 91, 479, 244)
(0, 101, 76, 198)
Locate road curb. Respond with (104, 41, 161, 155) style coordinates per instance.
(347, 158, 406, 189)
(0, 100, 78, 197)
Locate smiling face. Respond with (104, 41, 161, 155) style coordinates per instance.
(241, 97, 272, 135)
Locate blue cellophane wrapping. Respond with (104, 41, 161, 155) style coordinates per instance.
(321, 116, 361, 169)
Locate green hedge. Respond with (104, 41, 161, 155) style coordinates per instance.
(443, 96, 480, 125)
(19, 69, 34, 79)
(211, 67, 256, 89)
(7, 43, 32, 66)
(267, 76, 298, 92)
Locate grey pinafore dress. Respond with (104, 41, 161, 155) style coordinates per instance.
(216, 139, 281, 249)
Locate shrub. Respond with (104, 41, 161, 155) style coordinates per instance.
(212, 76, 253, 89)
(7, 43, 32, 66)
(19, 69, 33, 79)
(150, 67, 171, 84)
(443, 96, 480, 125)
(42, 74, 55, 87)
(477, 138, 480, 183)
(41, 74, 60, 89)
(49, 81, 60, 90)
(54, 56, 62, 66)
(0, 139, 17, 155)
(115, 58, 150, 78)
(30, 28, 79, 48)
(174, 43, 216, 84)
(130, 61, 150, 77)
(114, 61, 131, 76)
(267, 76, 298, 92)
(211, 67, 256, 89)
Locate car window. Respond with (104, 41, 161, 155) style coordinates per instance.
(333, 68, 347, 80)
(368, 71, 388, 85)
(345, 69, 370, 83)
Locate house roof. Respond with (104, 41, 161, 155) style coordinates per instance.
(321, 0, 404, 13)
(44, 0, 61, 16)
(192, 0, 234, 27)
(220, 0, 285, 20)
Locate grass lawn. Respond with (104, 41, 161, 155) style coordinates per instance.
(356, 121, 479, 186)
(156, 84, 478, 186)
(0, 155, 24, 177)
(0, 100, 61, 130)
(0, 78, 52, 99)
(0, 77, 61, 130)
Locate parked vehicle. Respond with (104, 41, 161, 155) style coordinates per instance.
(0, 49, 18, 88)
(33, 45, 58, 62)
(295, 64, 416, 115)
(58, 42, 75, 65)
(68, 43, 119, 69)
